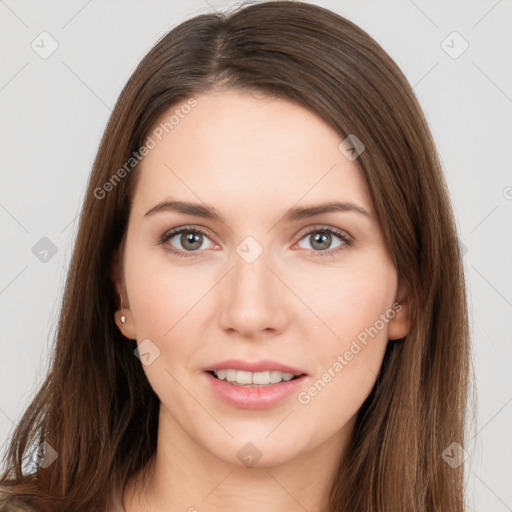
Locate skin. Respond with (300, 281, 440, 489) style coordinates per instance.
(113, 88, 410, 512)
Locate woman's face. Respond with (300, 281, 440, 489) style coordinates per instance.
(115, 89, 409, 468)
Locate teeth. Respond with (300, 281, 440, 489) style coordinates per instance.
(225, 369, 236, 382)
(253, 371, 270, 384)
(212, 369, 298, 386)
(236, 370, 253, 385)
(269, 371, 282, 383)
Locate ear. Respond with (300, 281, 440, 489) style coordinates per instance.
(388, 284, 411, 340)
(111, 248, 137, 340)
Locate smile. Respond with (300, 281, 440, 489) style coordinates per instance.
(209, 369, 300, 386)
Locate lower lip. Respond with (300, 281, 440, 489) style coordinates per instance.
(204, 372, 307, 410)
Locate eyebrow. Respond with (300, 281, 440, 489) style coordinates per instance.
(144, 200, 370, 223)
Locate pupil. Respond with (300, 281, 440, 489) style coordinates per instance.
(182, 232, 202, 250)
(312, 232, 331, 250)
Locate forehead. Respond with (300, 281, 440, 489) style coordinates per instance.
(131, 90, 371, 216)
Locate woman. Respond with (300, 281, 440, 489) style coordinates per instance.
(0, 1, 470, 511)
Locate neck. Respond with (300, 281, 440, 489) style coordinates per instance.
(123, 406, 353, 512)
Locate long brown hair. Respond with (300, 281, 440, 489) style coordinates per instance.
(0, 1, 470, 510)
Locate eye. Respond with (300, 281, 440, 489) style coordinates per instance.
(296, 226, 352, 256)
(158, 225, 353, 258)
(159, 226, 216, 257)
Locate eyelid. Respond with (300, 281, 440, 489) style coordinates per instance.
(294, 223, 353, 242)
(161, 224, 214, 241)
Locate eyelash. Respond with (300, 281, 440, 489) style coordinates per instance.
(158, 225, 353, 258)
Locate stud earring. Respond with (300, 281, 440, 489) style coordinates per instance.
(120, 314, 126, 324)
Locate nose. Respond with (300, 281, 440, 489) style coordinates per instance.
(218, 246, 290, 339)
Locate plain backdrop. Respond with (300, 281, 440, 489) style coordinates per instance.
(1, 1, 511, 510)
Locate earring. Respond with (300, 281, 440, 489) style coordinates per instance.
(120, 314, 126, 324)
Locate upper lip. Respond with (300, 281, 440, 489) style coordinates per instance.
(204, 359, 307, 376)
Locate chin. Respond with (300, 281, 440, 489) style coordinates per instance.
(205, 433, 308, 469)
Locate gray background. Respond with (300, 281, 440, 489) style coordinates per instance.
(1, 0, 511, 510)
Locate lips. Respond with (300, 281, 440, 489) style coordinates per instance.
(203, 359, 308, 409)
(204, 359, 307, 375)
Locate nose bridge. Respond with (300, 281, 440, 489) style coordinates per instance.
(219, 236, 287, 335)
(233, 247, 272, 296)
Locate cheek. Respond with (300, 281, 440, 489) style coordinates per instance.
(294, 253, 397, 349)
(125, 244, 210, 339)
(124, 248, 222, 399)
(293, 255, 396, 410)
(123, 252, 212, 412)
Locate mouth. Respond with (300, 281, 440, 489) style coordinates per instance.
(203, 361, 308, 409)
(207, 369, 304, 387)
